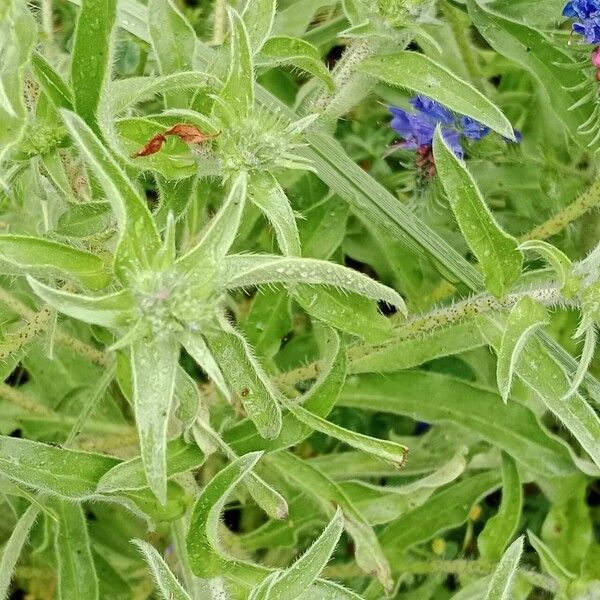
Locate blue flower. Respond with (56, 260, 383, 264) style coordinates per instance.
(563, 0, 600, 19)
(460, 116, 491, 141)
(563, 0, 600, 43)
(388, 96, 496, 161)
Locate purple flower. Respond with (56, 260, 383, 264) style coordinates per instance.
(410, 96, 453, 124)
(460, 116, 491, 141)
(573, 19, 600, 42)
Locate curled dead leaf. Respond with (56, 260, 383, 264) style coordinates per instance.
(132, 123, 220, 158)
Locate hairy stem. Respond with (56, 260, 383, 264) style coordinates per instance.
(0, 287, 111, 366)
(441, 1, 486, 93)
(275, 286, 565, 385)
(520, 172, 600, 242)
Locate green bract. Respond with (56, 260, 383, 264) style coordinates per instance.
(0, 0, 599, 599)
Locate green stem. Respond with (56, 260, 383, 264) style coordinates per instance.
(441, 1, 486, 93)
(212, 0, 227, 45)
(274, 286, 566, 386)
(520, 172, 600, 242)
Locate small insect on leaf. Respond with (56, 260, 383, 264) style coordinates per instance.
(132, 124, 220, 158)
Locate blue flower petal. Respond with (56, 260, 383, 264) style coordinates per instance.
(442, 128, 464, 159)
(410, 96, 454, 124)
(563, 1, 578, 16)
(460, 116, 491, 141)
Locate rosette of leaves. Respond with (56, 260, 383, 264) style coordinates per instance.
(24, 106, 404, 505)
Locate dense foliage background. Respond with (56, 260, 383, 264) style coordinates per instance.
(0, 0, 599, 598)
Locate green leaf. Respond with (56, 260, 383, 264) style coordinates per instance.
(176, 173, 247, 275)
(483, 536, 524, 600)
(224, 254, 406, 313)
(97, 437, 204, 493)
(295, 287, 391, 343)
(51, 500, 99, 600)
(518, 240, 574, 292)
(242, 286, 292, 363)
(281, 398, 407, 468)
(31, 52, 74, 111)
(433, 128, 522, 298)
(226, 327, 346, 454)
(268, 451, 393, 592)
(186, 451, 264, 578)
(528, 530, 576, 586)
(27, 276, 132, 327)
(217, 8, 254, 121)
(248, 171, 301, 256)
(0, 435, 118, 499)
(259, 509, 344, 600)
(132, 539, 191, 600)
(257, 37, 334, 91)
(241, 0, 277, 52)
(479, 316, 600, 470)
(0, 505, 39, 600)
(205, 319, 282, 439)
(0, 1, 36, 164)
(379, 471, 501, 564)
(0, 235, 110, 290)
(60, 110, 161, 280)
(360, 51, 515, 140)
(478, 454, 522, 562)
(148, 0, 196, 108)
(496, 296, 548, 403)
(466, 0, 599, 150)
(131, 336, 179, 504)
(71, 0, 117, 133)
(339, 372, 576, 477)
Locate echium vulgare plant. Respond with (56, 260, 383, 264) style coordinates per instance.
(2, 0, 600, 598)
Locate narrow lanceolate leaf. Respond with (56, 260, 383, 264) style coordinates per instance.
(528, 530, 576, 586)
(71, 0, 117, 133)
(257, 37, 334, 91)
(433, 128, 522, 298)
(479, 316, 600, 470)
(496, 296, 548, 403)
(131, 336, 179, 504)
(484, 536, 524, 600)
(179, 330, 231, 401)
(268, 451, 393, 592)
(0, 435, 118, 499)
(478, 454, 522, 562)
(0, 235, 109, 290)
(60, 110, 161, 279)
(379, 472, 501, 564)
(518, 240, 573, 291)
(27, 276, 132, 328)
(563, 325, 597, 400)
(148, 0, 196, 108)
(226, 328, 345, 454)
(339, 372, 576, 477)
(360, 51, 514, 139)
(97, 437, 204, 493)
(467, 0, 599, 150)
(132, 539, 191, 600)
(281, 398, 407, 468)
(176, 173, 247, 275)
(187, 452, 264, 578)
(0, 1, 36, 164)
(0, 505, 39, 600)
(224, 255, 406, 314)
(249, 172, 301, 256)
(31, 52, 74, 111)
(263, 509, 344, 600)
(217, 8, 254, 121)
(205, 319, 282, 439)
(241, 0, 276, 52)
(52, 500, 99, 600)
(295, 287, 391, 343)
